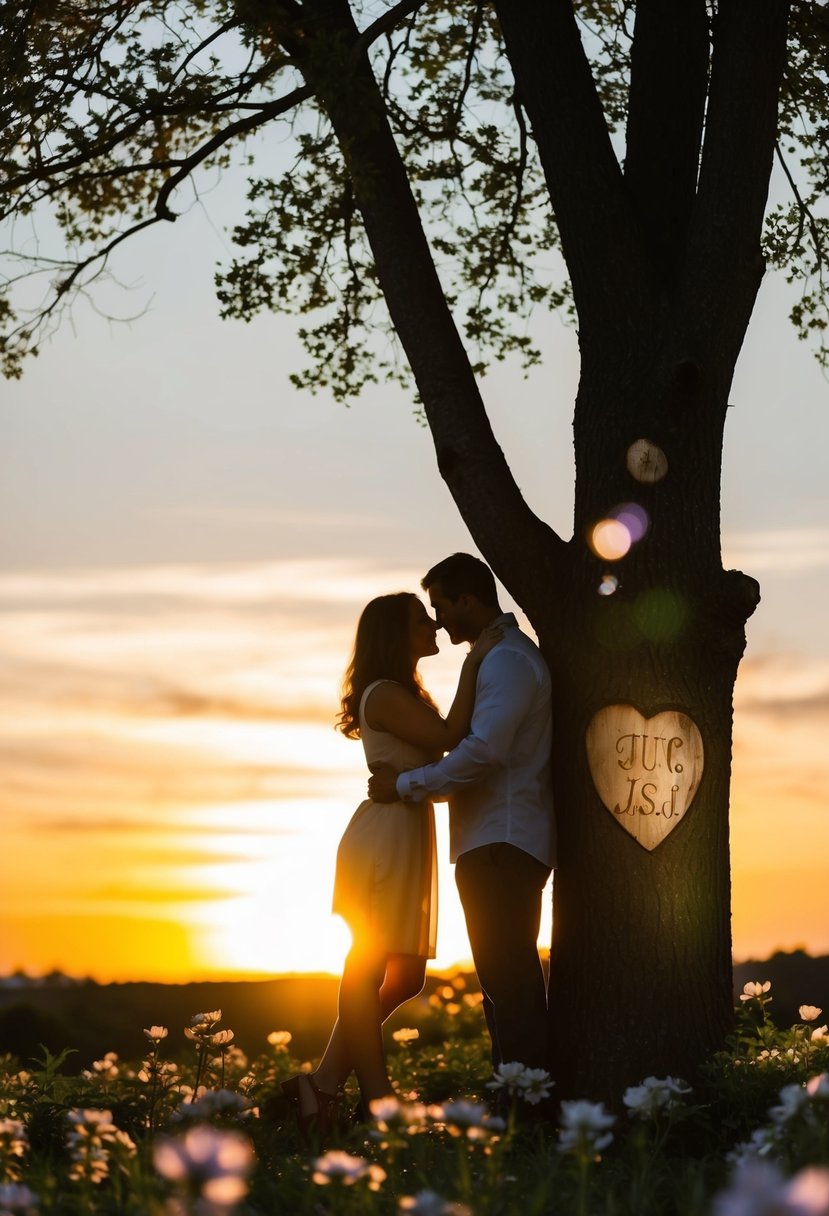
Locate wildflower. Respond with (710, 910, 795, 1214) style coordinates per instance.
(800, 1006, 823, 1023)
(65, 1109, 135, 1185)
(623, 1075, 692, 1118)
(206, 1030, 234, 1049)
(785, 1168, 829, 1215)
(557, 1100, 615, 1160)
(266, 1030, 292, 1049)
(144, 1026, 169, 1043)
(392, 1028, 420, 1044)
(713, 1162, 829, 1216)
(0, 1120, 27, 1182)
(138, 1059, 179, 1085)
(83, 1052, 120, 1081)
(0, 1182, 39, 1214)
(726, 1125, 779, 1168)
(174, 1089, 252, 1122)
(369, 1096, 429, 1138)
(311, 1150, 386, 1191)
(153, 1125, 253, 1209)
(191, 1011, 222, 1028)
(769, 1083, 810, 1125)
(399, 1191, 472, 1215)
(811, 1026, 829, 1045)
(740, 981, 772, 1002)
(434, 1101, 505, 1141)
(806, 1074, 829, 1099)
(486, 1061, 554, 1105)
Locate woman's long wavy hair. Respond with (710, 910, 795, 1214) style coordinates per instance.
(337, 592, 436, 739)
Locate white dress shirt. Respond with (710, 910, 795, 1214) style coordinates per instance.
(396, 613, 556, 867)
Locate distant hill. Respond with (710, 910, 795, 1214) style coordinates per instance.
(1, 952, 826, 1071)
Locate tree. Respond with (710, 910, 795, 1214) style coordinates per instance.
(2, 0, 828, 1100)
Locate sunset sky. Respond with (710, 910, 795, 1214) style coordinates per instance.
(2, 151, 828, 983)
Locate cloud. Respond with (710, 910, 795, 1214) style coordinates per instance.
(723, 527, 829, 574)
(734, 653, 829, 712)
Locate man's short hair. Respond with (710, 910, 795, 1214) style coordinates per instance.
(421, 552, 498, 606)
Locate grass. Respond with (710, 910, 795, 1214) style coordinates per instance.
(0, 979, 827, 1214)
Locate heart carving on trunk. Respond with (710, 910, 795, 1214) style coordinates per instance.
(586, 706, 704, 851)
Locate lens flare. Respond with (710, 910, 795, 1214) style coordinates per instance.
(612, 502, 649, 542)
(633, 588, 689, 643)
(598, 574, 619, 596)
(589, 519, 631, 561)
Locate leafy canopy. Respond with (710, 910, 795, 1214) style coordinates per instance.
(1, 0, 827, 394)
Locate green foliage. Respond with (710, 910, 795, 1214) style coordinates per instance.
(0, 0, 827, 388)
(1, 980, 828, 1214)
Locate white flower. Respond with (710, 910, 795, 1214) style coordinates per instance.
(174, 1089, 251, 1121)
(65, 1109, 135, 1185)
(144, 1026, 168, 1043)
(87, 1053, 119, 1080)
(810, 1026, 829, 1045)
(266, 1030, 292, 1049)
(557, 1100, 615, 1158)
(438, 1100, 490, 1128)
(769, 1083, 810, 1125)
(726, 1126, 779, 1168)
(369, 1096, 429, 1134)
(800, 1006, 823, 1023)
(398, 1190, 472, 1215)
(486, 1061, 553, 1105)
(153, 1126, 253, 1207)
(623, 1075, 692, 1118)
(191, 1011, 221, 1027)
(392, 1028, 420, 1044)
(311, 1150, 386, 1190)
(713, 1163, 829, 1216)
(740, 981, 772, 1002)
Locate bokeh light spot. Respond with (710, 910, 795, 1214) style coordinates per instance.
(598, 574, 619, 596)
(612, 502, 650, 542)
(633, 588, 689, 643)
(590, 519, 632, 561)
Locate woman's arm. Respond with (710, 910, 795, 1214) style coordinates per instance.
(364, 626, 502, 751)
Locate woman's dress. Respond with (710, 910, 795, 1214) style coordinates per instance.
(332, 680, 438, 958)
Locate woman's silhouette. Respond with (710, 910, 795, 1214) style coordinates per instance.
(280, 591, 500, 1137)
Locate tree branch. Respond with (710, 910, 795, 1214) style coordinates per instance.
(493, 0, 657, 346)
(680, 0, 791, 379)
(624, 0, 710, 282)
(295, 0, 564, 602)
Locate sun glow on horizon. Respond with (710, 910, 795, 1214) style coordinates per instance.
(2, 558, 829, 983)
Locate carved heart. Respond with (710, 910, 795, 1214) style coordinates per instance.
(586, 705, 704, 851)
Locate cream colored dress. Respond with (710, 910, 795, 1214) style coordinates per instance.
(332, 680, 438, 958)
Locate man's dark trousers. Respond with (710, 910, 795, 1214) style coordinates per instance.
(455, 841, 551, 1070)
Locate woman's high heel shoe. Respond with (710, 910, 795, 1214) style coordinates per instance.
(279, 1074, 340, 1142)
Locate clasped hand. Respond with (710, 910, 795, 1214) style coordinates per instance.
(368, 762, 400, 803)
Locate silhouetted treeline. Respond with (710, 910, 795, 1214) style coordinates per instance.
(0, 952, 826, 1072)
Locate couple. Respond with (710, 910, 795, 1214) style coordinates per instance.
(281, 552, 556, 1136)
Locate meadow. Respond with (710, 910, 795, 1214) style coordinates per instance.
(1, 975, 829, 1215)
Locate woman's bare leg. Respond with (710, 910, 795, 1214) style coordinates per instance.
(313, 951, 427, 1102)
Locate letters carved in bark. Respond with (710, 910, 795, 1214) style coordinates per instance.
(586, 706, 704, 851)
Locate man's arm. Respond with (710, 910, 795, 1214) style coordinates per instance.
(396, 647, 540, 802)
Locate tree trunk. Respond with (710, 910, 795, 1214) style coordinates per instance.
(534, 345, 760, 1101)
(290, 0, 785, 1104)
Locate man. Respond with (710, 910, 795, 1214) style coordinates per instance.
(368, 552, 556, 1073)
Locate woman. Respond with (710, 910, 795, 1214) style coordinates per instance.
(280, 591, 500, 1137)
